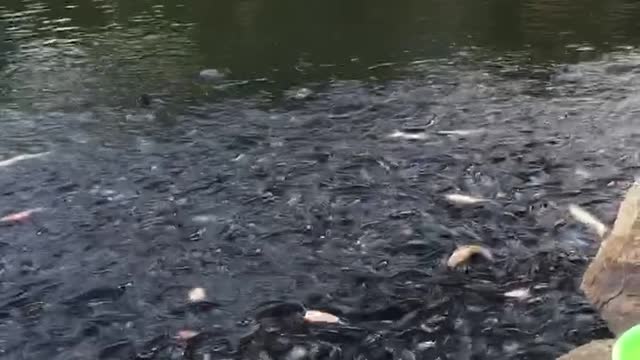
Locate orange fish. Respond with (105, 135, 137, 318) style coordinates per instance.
(447, 245, 494, 268)
(0, 208, 44, 222)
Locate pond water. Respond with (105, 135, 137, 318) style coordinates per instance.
(2, 0, 640, 359)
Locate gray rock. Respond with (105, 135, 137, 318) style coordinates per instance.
(581, 183, 640, 336)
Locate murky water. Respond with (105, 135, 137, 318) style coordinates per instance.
(2, 0, 640, 359)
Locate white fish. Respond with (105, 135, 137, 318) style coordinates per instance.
(504, 288, 531, 300)
(293, 88, 313, 100)
(574, 167, 592, 179)
(445, 193, 488, 205)
(188, 287, 206, 302)
(303, 310, 341, 324)
(192, 215, 218, 223)
(286, 346, 308, 360)
(199, 68, 225, 81)
(175, 330, 199, 340)
(0, 152, 50, 168)
(568, 204, 608, 238)
(416, 341, 436, 350)
(388, 130, 427, 140)
(576, 46, 595, 52)
(436, 129, 485, 136)
(447, 245, 494, 268)
(232, 154, 246, 162)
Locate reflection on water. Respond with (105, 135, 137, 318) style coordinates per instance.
(1, 0, 640, 359)
(1, 0, 640, 102)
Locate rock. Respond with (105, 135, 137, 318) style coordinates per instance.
(557, 339, 614, 360)
(199, 68, 225, 81)
(581, 182, 640, 336)
(559, 183, 640, 359)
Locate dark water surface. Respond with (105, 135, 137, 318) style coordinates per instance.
(3, 0, 640, 359)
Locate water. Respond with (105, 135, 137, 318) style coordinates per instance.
(2, 0, 640, 359)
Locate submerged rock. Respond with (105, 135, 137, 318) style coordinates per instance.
(557, 339, 614, 360)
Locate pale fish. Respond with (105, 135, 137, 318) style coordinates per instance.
(0, 152, 50, 168)
(175, 330, 199, 340)
(192, 215, 218, 223)
(188, 287, 206, 302)
(416, 341, 436, 351)
(447, 245, 494, 268)
(503, 288, 531, 300)
(444, 193, 489, 205)
(436, 129, 485, 136)
(568, 204, 608, 238)
(388, 130, 427, 140)
(286, 346, 308, 360)
(574, 167, 592, 179)
(303, 310, 341, 324)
